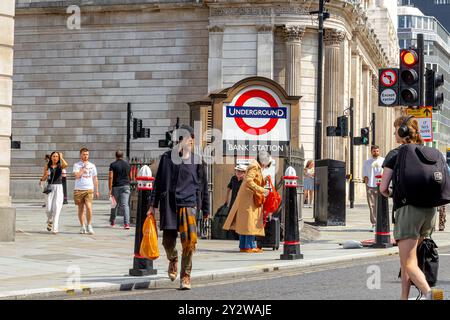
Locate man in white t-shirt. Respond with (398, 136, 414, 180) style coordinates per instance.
(73, 147, 99, 235)
(363, 145, 385, 232)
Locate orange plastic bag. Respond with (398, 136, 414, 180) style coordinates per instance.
(139, 214, 160, 260)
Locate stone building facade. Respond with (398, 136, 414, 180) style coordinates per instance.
(11, 0, 399, 201)
(0, 0, 16, 241)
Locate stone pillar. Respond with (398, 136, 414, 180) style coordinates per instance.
(323, 29, 345, 159)
(282, 25, 305, 96)
(208, 25, 224, 93)
(0, 0, 16, 242)
(257, 25, 274, 79)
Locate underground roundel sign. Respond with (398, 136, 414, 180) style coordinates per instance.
(223, 86, 290, 142)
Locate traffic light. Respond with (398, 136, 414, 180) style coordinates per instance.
(425, 69, 444, 111)
(378, 68, 399, 107)
(143, 128, 151, 138)
(399, 48, 422, 106)
(360, 127, 369, 145)
(133, 118, 143, 139)
(326, 116, 348, 137)
(337, 116, 348, 137)
(159, 130, 174, 148)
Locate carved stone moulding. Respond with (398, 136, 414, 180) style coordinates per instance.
(208, 25, 224, 33)
(281, 25, 306, 43)
(324, 29, 346, 46)
(210, 6, 309, 17)
(257, 24, 274, 33)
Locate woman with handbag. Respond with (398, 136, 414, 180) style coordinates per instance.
(39, 152, 68, 234)
(223, 151, 272, 253)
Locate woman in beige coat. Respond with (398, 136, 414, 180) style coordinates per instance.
(223, 152, 272, 253)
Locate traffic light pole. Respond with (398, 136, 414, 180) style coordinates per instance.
(372, 112, 376, 146)
(127, 102, 131, 161)
(314, 0, 325, 161)
(349, 98, 355, 209)
(418, 33, 425, 107)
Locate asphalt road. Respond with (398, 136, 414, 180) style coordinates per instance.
(66, 248, 450, 301)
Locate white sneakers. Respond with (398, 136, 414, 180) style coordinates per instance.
(80, 225, 95, 235)
(417, 288, 444, 300)
(87, 225, 95, 235)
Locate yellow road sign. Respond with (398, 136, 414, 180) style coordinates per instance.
(406, 107, 433, 142)
(406, 106, 432, 118)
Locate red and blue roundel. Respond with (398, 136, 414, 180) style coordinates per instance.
(224, 87, 289, 138)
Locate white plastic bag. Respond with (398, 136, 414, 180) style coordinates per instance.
(110, 195, 117, 208)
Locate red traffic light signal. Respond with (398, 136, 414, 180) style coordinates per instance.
(400, 50, 419, 67)
(399, 48, 422, 107)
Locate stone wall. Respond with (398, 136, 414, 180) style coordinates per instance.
(12, 4, 209, 199)
(0, 0, 16, 241)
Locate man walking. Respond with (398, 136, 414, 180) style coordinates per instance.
(73, 147, 99, 235)
(363, 145, 385, 232)
(148, 124, 209, 290)
(109, 150, 131, 229)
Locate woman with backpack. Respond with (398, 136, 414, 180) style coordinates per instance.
(39, 152, 68, 234)
(380, 116, 441, 300)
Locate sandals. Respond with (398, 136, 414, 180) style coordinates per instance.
(47, 222, 53, 232)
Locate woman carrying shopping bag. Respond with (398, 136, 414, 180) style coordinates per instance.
(39, 152, 68, 234)
(223, 151, 272, 253)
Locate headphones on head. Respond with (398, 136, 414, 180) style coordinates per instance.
(397, 115, 415, 138)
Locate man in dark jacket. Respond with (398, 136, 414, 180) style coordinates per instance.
(147, 124, 209, 290)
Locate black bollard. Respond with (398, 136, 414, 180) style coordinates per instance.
(373, 174, 393, 248)
(62, 170, 68, 204)
(281, 166, 304, 260)
(129, 166, 158, 276)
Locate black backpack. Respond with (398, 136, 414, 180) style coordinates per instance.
(393, 144, 450, 209)
(417, 238, 439, 287)
(398, 238, 439, 288)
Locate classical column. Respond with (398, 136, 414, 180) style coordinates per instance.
(208, 25, 224, 93)
(282, 25, 305, 96)
(0, 0, 16, 242)
(323, 29, 345, 159)
(257, 25, 274, 79)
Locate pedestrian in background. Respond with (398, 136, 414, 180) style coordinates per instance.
(73, 147, 99, 235)
(223, 164, 247, 240)
(225, 164, 247, 210)
(39, 152, 68, 234)
(109, 150, 131, 229)
(303, 160, 314, 208)
(41, 154, 51, 208)
(438, 205, 446, 231)
(223, 150, 272, 253)
(148, 124, 209, 290)
(363, 145, 385, 232)
(380, 116, 439, 300)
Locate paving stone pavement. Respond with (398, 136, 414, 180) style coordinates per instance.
(0, 200, 448, 299)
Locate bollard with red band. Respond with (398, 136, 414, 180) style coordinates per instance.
(280, 166, 304, 260)
(373, 174, 393, 248)
(129, 165, 158, 276)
